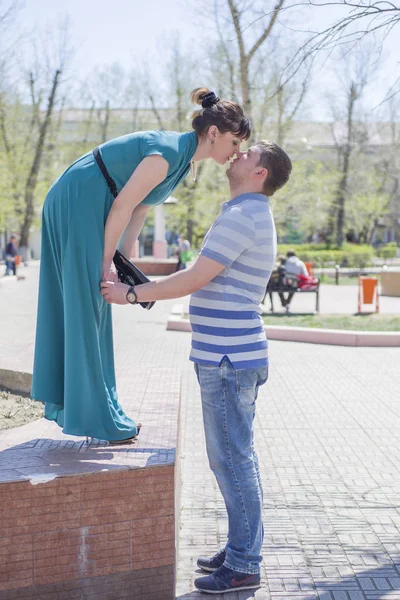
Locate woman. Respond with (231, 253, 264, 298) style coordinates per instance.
(31, 88, 251, 443)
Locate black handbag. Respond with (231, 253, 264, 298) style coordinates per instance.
(93, 146, 155, 310)
(113, 250, 155, 310)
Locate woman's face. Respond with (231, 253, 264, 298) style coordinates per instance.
(209, 129, 243, 165)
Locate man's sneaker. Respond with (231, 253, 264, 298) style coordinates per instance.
(197, 549, 226, 573)
(194, 564, 261, 594)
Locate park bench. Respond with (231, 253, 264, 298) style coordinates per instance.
(263, 272, 320, 313)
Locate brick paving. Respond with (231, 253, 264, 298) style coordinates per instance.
(1, 265, 400, 599)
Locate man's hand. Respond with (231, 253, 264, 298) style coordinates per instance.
(100, 281, 130, 305)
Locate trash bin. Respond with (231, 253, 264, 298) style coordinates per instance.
(305, 262, 314, 276)
(358, 276, 379, 313)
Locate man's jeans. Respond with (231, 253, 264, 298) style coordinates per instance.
(194, 357, 268, 574)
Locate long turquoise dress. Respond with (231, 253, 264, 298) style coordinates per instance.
(31, 130, 197, 440)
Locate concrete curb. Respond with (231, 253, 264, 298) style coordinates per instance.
(166, 309, 400, 347)
(0, 368, 32, 394)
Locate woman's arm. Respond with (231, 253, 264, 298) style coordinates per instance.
(119, 203, 151, 258)
(102, 155, 168, 279)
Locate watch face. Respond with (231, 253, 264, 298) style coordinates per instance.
(127, 291, 136, 304)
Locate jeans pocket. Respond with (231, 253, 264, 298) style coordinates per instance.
(236, 369, 258, 407)
(236, 366, 269, 407)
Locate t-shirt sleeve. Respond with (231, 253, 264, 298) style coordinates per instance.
(140, 130, 179, 171)
(199, 208, 255, 268)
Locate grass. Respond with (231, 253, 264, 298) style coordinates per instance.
(184, 312, 400, 331)
(262, 313, 400, 331)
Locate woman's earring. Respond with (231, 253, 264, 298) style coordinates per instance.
(211, 139, 214, 145)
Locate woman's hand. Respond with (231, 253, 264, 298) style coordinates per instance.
(100, 281, 130, 305)
(101, 260, 119, 283)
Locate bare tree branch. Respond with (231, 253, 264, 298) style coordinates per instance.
(248, 0, 285, 61)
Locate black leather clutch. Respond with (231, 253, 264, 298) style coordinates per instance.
(113, 250, 155, 310)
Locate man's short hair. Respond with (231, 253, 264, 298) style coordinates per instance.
(255, 140, 292, 196)
(286, 250, 296, 258)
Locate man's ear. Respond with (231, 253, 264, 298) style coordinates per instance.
(254, 166, 268, 180)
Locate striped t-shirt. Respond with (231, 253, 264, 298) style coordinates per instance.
(189, 192, 276, 369)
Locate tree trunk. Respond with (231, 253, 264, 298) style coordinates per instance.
(227, 0, 284, 142)
(100, 100, 110, 144)
(20, 69, 61, 247)
(335, 151, 350, 247)
(335, 83, 356, 248)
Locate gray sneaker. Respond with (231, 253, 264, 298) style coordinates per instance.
(197, 549, 226, 573)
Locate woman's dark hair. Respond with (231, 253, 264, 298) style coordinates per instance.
(190, 87, 251, 140)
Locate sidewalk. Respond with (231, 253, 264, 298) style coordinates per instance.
(1, 266, 400, 599)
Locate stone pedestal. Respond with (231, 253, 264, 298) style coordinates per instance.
(0, 367, 180, 600)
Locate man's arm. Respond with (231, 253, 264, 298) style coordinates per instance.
(100, 255, 226, 305)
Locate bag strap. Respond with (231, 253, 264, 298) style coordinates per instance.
(93, 146, 118, 198)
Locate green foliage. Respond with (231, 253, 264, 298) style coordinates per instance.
(0, 94, 62, 237)
(272, 158, 338, 242)
(262, 314, 400, 331)
(165, 160, 229, 248)
(277, 243, 376, 267)
(346, 160, 393, 243)
(376, 242, 398, 259)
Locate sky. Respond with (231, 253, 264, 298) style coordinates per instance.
(16, 0, 199, 74)
(10, 0, 400, 121)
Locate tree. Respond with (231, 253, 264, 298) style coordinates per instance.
(348, 97, 400, 244)
(193, 0, 295, 138)
(226, 0, 285, 129)
(302, 0, 400, 52)
(85, 62, 127, 143)
(281, 0, 400, 101)
(0, 20, 72, 249)
(272, 156, 338, 243)
(326, 43, 376, 246)
(0, 0, 23, 82)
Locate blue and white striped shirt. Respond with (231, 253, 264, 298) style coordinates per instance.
(189, 192, 276, 369)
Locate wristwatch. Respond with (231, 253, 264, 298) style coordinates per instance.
(126, 285, 138, 305)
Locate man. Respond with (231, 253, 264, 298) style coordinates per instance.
(175, 235, 192, 271)
(281, 250, 309, 311)
(101, 140, 292, 594)
(4, 234, 18, 276)
(285, 249, 308, 277)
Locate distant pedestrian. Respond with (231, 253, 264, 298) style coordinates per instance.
(4, 235, 18, 276)
(285, 249, 308, 277)
(175, 236, 192, 271)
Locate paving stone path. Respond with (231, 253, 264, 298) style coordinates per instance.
(1, 265, 400, 599)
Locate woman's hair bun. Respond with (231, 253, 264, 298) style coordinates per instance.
(201, 91, 220, 108)
(190, 87, 251, 141)
(190, 87, 211, 106)
(190, 88, 220, 109)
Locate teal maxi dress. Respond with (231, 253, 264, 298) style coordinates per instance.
(31, 130, 197, 441)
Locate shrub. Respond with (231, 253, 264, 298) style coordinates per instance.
(277, 244, 375, 268)
(376, 242, 398, 260)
